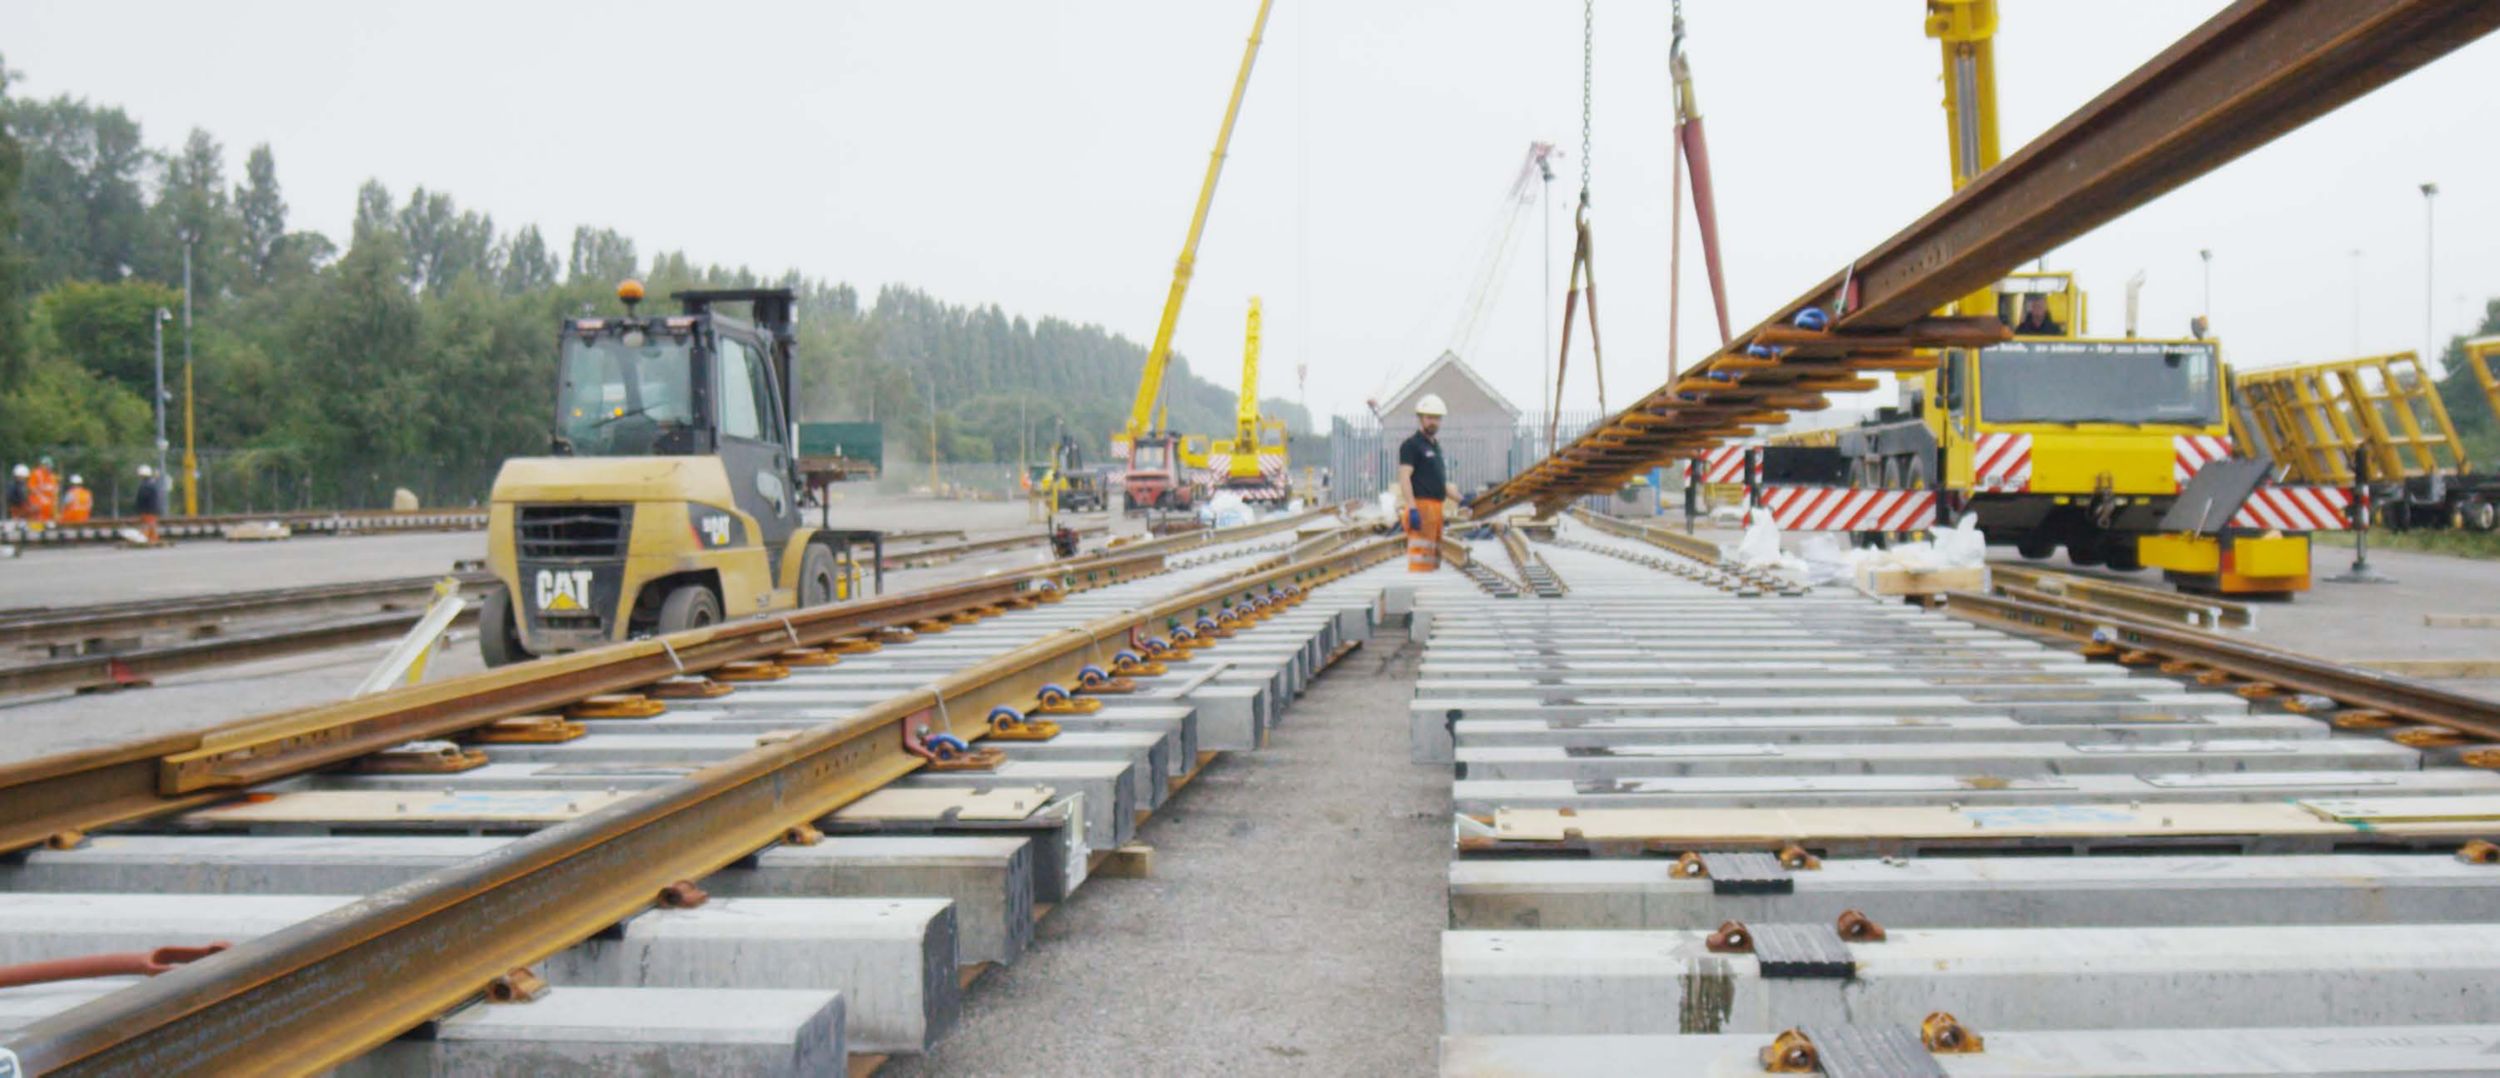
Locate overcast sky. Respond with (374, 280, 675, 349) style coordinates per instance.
(8, 1, 2497, 426)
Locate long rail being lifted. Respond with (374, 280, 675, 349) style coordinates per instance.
(1474, 0, 2500, 516)
(5, 530, 1394, 1075)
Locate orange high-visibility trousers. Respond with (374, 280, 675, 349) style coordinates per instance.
(1405, 498, 1446, 572)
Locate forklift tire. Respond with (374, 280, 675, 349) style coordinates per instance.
(799, 543, 840, 607)
(656, 584, 723, 635)
(478, 587, 534, 668)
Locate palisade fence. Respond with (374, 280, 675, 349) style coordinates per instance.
(1321, 411, 1674, 515)
(12, 444, 503, 517)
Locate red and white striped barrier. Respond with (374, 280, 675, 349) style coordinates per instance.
(1700, 443, 1753, 486)
(1756, 487, 1940, 532)
(2173, 434, 2234, 487)
(2230, 485, 2352, 531)
(1971, 432, 2033, 493)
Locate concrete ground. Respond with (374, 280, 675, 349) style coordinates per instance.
(0, 496, 1102, 764)
(888, 632, 1446, 1078)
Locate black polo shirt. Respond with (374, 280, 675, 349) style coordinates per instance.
(1398, 430, 1448, 501)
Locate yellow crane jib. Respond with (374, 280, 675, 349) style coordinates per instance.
(1123, 0, 1274, 447)
(1235, 297, 1262, 454)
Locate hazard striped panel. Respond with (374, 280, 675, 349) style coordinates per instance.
(2173, 434, 2235, 486)
(2230, 485, 2352, 531)
(1757, 487, 1939, 532)
(1971, 432, 2032, 493)
(1700, 443, 1754, 485)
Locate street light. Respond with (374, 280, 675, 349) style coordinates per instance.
(181, 232, 198, 515)
(151, 307, 172, 484)
(2421, 182, 2439, 366)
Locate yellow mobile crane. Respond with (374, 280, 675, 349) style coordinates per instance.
(1118, 0, 1272, 512)
(1782, 0, 2337, 594)
(1207, 297, 1292, 503)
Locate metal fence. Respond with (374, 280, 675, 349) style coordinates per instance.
(1323, 412, 1617, 505)
(7, 445, 502, 517)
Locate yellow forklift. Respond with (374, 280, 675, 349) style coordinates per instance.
(478, 282, 854, 665)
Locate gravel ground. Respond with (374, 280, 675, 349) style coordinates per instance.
(887, 633, 1447, 1078)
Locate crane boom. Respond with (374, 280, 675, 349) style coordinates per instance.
(1124, 0, 1275, 443)
(1926, 0, 2001, 317)
(1237, 296, 1262, 448)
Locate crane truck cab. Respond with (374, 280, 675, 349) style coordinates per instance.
(478, 282, 847, 666)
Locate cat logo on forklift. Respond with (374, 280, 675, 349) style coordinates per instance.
(534, 568, 595, 612)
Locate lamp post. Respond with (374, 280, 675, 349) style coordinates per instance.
(181, 233, 198, 515)
(152, 307, 172, 484)
(1539, 154, 1555, 433)
(2421, 182, 2439, 365)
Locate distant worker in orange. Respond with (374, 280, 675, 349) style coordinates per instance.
(58, 475, 93, 524)
(26, 455, 58, 527)
(1398, 394, 1452, 572)
(133, 463, 165, 545)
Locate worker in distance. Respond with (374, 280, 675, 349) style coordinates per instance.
(1399, 394, 1454, 571)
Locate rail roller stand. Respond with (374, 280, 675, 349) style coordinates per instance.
(2324, 448, 2395, 585)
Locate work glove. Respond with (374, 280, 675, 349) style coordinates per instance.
(1406, 507, 1423, 532)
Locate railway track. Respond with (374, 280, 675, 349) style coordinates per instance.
(7, 508, 489, 548)
(0, 509, 1396, 1074)
(0, 527, 1123, 698)
(1425, 515, 2500, 1075)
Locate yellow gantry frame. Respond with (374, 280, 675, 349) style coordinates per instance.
(2235, 352, 2469, 484)
(1124, 0, 1274, 446)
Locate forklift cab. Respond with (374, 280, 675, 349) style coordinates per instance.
(485, 284, 840, 665)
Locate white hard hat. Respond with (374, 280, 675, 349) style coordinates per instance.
(1415, 393, 1448, 417)
(137, 464, 155, 478)
(10, 464, 25, 478)
(68, 475, 82, 486)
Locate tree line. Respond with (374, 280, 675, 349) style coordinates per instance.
(0, 53, 1307, 513)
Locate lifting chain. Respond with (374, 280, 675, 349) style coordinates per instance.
(1579, 0, 1594, 206)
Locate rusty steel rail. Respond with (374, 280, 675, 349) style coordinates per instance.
(0, 548, 1166, 857)
(0, 573, 493, 652)
(1937, 589, 2500, 743)
(0, 609, 478, 699)
(1474, 0, 2500, 516)
(1566, 507, 1723, 565)
(5, 535, 1398, 1076)
(1988, 564, 2253, 630)
(11, 507, 489, 547)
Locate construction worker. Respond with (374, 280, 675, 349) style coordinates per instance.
(27, 455, 58, 527)
(6, 464, 28, 524)
(59, 475, 93, 524)
(1398, 394, 1452, 571)
(133, 463, 164, 544)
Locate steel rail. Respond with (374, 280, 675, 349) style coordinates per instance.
(5, 535, 1398, 1076)
(0, 510, 1336, 856)
(12, 508, 489, 547)
(0, 573, 494, 650)
(0, 609, 479, 699)
(1474, 0, 2500, 515)
(0, 548, 1164, 857)
(1937, 589, 2500, 741)
(1565, 506, 1723, 565)
(1988, 564, 2251, 630)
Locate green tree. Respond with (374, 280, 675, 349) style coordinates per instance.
(236, 143, 287, 286)
(567, 226, 636, 284)
(0, 52, 29, 379)
(9, 94, 152, 289)
(279, 228, 425, 503)
(32, 279, 182, 393)
(2436, 298, 2500, 464)
(498, 224, 557, 295)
